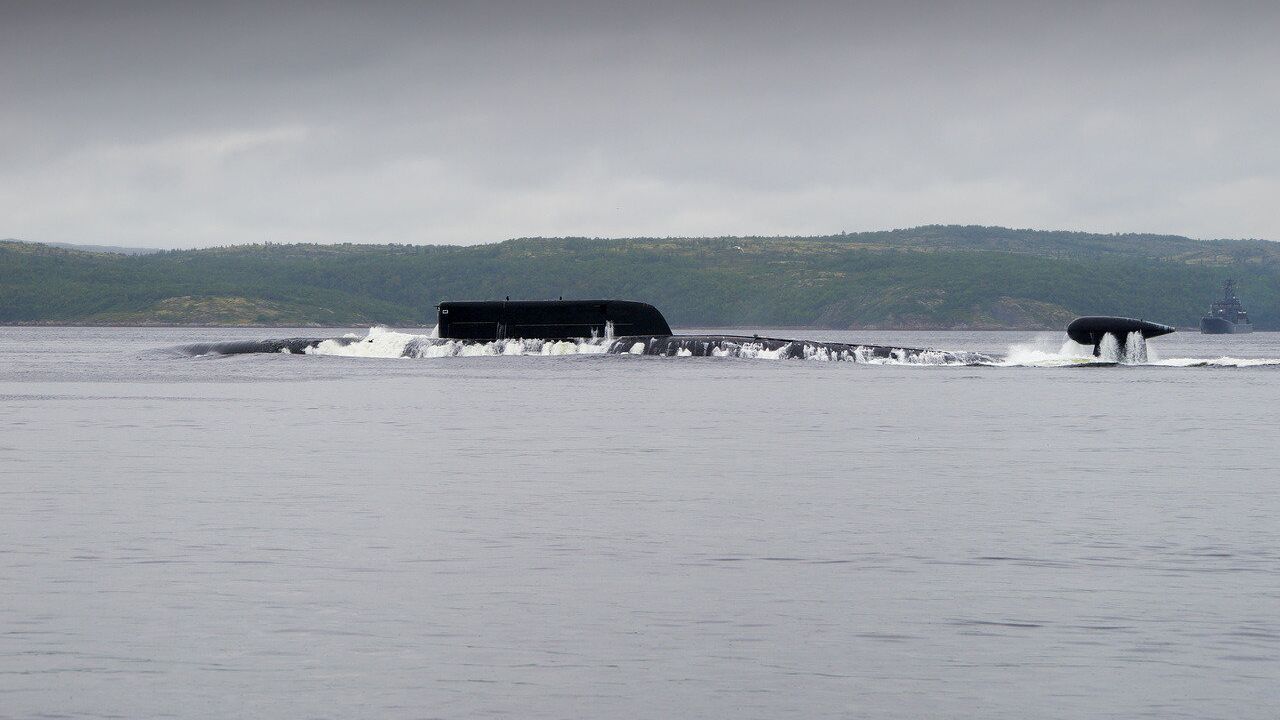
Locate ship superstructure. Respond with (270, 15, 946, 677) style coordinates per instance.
(1200, 279, 1253, 334)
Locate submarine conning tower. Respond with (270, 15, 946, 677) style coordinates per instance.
(436, 300, 673, 341)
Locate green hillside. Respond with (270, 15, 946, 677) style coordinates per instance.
(1, 226, 1275, 329)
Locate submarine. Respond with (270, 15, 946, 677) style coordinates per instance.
(178, 299, 1176, 363)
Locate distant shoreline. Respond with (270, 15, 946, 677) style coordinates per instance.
(6, 228, 1272, 330)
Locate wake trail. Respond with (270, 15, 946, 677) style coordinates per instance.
(173, 327, 1280, 368)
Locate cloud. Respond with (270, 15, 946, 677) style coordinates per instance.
(2, 1, 1278, 247)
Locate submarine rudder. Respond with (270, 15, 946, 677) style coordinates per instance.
(1066, 316, 1176, 357)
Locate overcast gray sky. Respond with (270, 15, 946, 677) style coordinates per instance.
(2, 1, 1277, 248)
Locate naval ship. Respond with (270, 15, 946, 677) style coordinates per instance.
(1200, 279, 1253, 334)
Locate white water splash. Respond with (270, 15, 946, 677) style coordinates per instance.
(1097, 333, 1121, 362)
(301, 328, 978, 364)
(1097, 332, 1148, 364)
(294, 327, 1280, 368)
(305, 327, 614, 359)
(307, 326, 421, 358)
(1000, 332, 1156, 367)
(999, 334, 1096, 367)
(1122, 331, 1147, 364)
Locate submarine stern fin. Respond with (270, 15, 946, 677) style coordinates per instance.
(1066, 316, 1176, 357)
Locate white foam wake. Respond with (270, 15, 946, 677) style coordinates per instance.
(294, 327, 1280, 368)
(304, 326, 612, 358)
(998, 331, 1156, 366)
(1000, 331, 1153, 366)
(300, 327, 976, 364)
(998, 332, 1280, 368)
(998, 334, 1099, 367)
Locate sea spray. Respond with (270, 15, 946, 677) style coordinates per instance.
(1001, 334, 1095, 367)
(1123, 331, 1147, 364)
(1098, 333, 1122, 363)
(307, 327, 421, 358)
(176, 328, 1278, 368)
(300, 327, 979, 364)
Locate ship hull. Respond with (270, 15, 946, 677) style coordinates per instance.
(1200, 317, 1254, 334)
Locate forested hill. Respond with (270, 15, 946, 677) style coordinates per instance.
(2, 225, 1277, 329)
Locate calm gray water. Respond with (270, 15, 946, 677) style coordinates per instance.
(2, 327, 1278, 719)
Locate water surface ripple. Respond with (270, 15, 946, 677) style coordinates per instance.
(2, 327, 1278, 719)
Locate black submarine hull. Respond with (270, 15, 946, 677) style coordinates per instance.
(176, 300, 1174, 364)
(177, 337, 352, 356)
